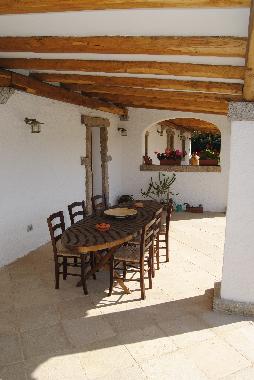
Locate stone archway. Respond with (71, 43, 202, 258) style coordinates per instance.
(81, 115, 110, 214)
(143, 117, 221, 167)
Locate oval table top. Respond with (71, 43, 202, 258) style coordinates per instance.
(62, 200, 162, 253)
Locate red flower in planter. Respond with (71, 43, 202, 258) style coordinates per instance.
(156, 149, 186, 160)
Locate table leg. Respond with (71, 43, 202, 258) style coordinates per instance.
(76, 250, 112, 287)
(114, 273, 131, 294)
(77, 248, 131, 295)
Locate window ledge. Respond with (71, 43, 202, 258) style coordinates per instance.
(140, 164, 221, 173)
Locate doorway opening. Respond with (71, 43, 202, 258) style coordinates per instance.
(82, 115, 110, 214)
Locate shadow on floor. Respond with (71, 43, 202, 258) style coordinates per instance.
(22, 287, 252, 380)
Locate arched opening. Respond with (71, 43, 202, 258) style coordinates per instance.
(143, 118, 221, 168)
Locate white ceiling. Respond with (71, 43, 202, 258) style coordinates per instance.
(0, 9, 249, 37)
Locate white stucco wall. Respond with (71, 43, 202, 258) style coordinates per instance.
(221, 120, 254, 303)
(117, 108, 230, 211)
(0, 90, 119, 267)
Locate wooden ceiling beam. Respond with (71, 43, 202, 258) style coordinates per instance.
(3, 70, 126, 116)
(31, 73, 243, 95)
(159, 119, 219, 133)
(83, 92, 228, 114)
(243, 0, 254, 100)
(67, 83, 242, 102)
(0, 1, 250, 14)
(0, 69, 11, 86)
(160, 118, 220, 133)
(0, 36, 247, 57)
(0, 58, 245, 80)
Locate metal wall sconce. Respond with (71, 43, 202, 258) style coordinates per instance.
(157, 126, 164, 136)
(24, 117, 44, 133)
(118, 127, 127, 136)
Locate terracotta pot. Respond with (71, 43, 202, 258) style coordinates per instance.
(159, 158, 181, 165)
(199, 159, 219, 166)
(143, 155, 153, 165)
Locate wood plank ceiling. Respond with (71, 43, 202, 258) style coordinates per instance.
(0, 0, 253, 117)
(0, 1, 251, 14)
(159, 118, 220, 134)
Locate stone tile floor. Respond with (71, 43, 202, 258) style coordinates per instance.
(1, 212, 254, 380)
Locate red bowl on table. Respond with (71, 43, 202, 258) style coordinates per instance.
(96, 223, 111, 232)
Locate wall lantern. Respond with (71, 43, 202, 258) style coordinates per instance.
(24, 117, 44, 133)
(117, 127, 127, 136)
(157, 126, 164, 136)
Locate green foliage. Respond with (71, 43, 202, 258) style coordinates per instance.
(199, 148, 219, 160)
(191, 132, 221, 153)
(141, 172, 178, 204)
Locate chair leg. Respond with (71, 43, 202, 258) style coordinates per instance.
(123, 262, 127, 281)
(54, 258, 59, 289)
(63, 257, 67, 280)
(73, 257, 78, 266)
(165, 234, 169, 262)
(148, 256, 153, 290)
(81, 255, 88, 295)
(156, 238, 160, 270)
(108, 256, 114, 296)
(140, 260, 145, 300)
(152, 250, 155, 278)
(90, 253, 96, 280)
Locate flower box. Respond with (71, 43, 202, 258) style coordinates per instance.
(159, 158, 182, 166)
(185, 204, 203, 213)
(155, 149, 186, 166)
(199, 159, 219, 166)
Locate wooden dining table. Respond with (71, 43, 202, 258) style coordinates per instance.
(61, 200, 162, 294)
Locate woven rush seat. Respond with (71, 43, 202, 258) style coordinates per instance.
(56, 240, 80, 257)
(114, 243, 143, 262)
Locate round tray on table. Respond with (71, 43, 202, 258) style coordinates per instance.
(104, 207, 137, 219)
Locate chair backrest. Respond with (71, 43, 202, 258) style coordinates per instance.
(47, 211, 65, 255)
(139, 217, 156, 259)
(91, 194, 107, 213)
(68, 200, 86, 225)
(153, 207, 163, 239)
(165, 201, 173, 236)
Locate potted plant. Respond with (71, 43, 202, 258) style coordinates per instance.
(155, 148, 186, 165)
(185, 203, 203, 213)
(118, 194, 134, 204)
(199, 149, 220, 166)
(141, 172, 178, 208)
(143, 155, 153, 165)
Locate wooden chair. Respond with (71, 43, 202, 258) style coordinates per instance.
(91, 194, 107, 215)
(67, 201, 86, 266)
(159, 201, 173, 262)
(109, 218, 155, 300)
(153, 206, 164, 271)
(68, 200, 86, 225)
(47, 211, 89, 295)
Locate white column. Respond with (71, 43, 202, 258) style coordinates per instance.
(220, 102, 254, 304)
(184, 133, 191, 165)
